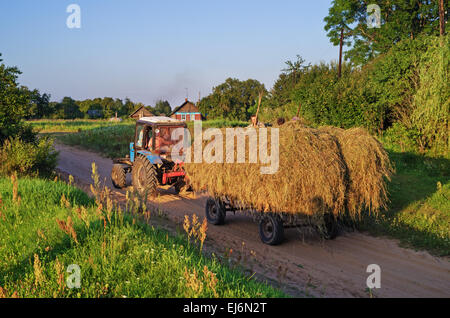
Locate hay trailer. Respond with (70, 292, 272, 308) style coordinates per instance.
(205, 196, 338, 245)
(111, 116, 188, 194)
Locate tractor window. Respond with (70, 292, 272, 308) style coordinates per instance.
(135, 124, 145, 148)
(146, 127, 153, 149)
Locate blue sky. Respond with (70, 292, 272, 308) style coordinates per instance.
(0, 0, 337, 107)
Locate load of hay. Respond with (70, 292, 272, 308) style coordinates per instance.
(184, 121, 393, 219)
(318, 126, 393, 217)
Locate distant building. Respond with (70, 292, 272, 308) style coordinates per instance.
(129, 106, 154, 120)
(170, 99, 202, 121)
(109, 112, 123, 122)
(87, 109, 103, 119)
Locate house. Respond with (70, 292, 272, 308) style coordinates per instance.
(87, 109, 103, 119)
(170, 99, 202, 121)
(129, 106, 154, 120)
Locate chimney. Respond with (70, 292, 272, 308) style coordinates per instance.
(185, 98, 188, 102)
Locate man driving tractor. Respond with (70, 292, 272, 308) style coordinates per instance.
(148, 126, 172, 154)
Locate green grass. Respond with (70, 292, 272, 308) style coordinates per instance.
(186, 119, 249, 129)
(360, 145, 450, 256)
(28, 119, 133, 133)
(57, 125, 135, 158)
(0, 177, 286, 298)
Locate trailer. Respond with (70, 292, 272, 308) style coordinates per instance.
(205, 196, 339, 245)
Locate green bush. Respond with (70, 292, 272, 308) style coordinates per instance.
(0, 137, 58, 177)
(410, 36, 449, 156)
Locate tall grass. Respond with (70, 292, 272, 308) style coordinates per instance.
(57, 125, 135, 158)
(360, 142, 450, 256)
(28, 119, 133, 133)
(0, 171, 285, 298)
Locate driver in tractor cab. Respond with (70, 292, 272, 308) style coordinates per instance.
(148, 127, 172, 154)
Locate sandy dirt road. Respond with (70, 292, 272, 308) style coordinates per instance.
(55, 142, 450, 298)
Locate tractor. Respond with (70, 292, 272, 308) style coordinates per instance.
(111, 116, 189, 195)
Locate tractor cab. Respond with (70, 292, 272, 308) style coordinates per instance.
(112, 116, 190, 194)
(133, 117, 188, 160)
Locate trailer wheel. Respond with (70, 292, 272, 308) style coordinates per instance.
(205, 198, 226, 225)
(111, 164, 127, 189)
(259, 214, 284, 245)
(323, 213, 338, 240)
(132, 155, 158, 195)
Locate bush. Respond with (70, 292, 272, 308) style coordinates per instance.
(410, 36, 449, 156)
(0, 137, 58, 177)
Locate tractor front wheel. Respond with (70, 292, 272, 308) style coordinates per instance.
(111, 164, 127, 189)
(132, 155, 158, 195)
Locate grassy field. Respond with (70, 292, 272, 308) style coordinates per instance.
(28, 119, 133, 133)
(57, 125, 135, 158)
(0, 175, 286, 298)
(360, 145, 450, 256)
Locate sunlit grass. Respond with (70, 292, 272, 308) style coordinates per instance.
(360, 142, 450, 256)
(0, 175, 286, 298)
(28, 119, 132, 133)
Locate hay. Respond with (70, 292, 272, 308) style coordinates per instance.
(319, 126, 394, 217)
(184, 124, 392, 218)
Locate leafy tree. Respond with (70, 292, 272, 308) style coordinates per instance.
(0, 53, 34, 143)
(53, 97, 83, 119)
(153, 99, 171, 116)
(324, 0, 441, 65)
(198, 78, 267, 121)
(122, 98, 136, 116)
(267, 55, 310, 109)
(28, 89, 51, 119)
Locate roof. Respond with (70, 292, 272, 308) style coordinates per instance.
(137, 116, 183, 124)
(170, 100, 200, 116)
(129, 106, 153, 118)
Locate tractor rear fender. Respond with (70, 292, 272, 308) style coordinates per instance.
(136, 150, 163, 165)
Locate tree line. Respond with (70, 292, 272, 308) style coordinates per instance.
(25, 94, 172, 120)
(197, 0, 448, 156)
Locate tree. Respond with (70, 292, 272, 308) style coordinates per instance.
(324, 0, 442, 65)
(439, 0, 446, 36)
(53, 97, 82, 119)
(122, 98, 136, 116)
(27, 90, 51, 119)
(153, 100, 171, 116)
(0, 53, 34, 143)
(198, 78, 267, 121)
(268, 55, 309, 108)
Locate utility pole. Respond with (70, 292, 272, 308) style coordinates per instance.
(439, 0, 445, 36)
(338, 27, 344, 79)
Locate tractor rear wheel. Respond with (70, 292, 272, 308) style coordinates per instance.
(111, 164, 127, 189)
(132, 155, 158, 195)
(259, 214, 284, 245)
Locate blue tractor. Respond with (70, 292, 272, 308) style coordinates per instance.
(111, 116, 189, 195)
